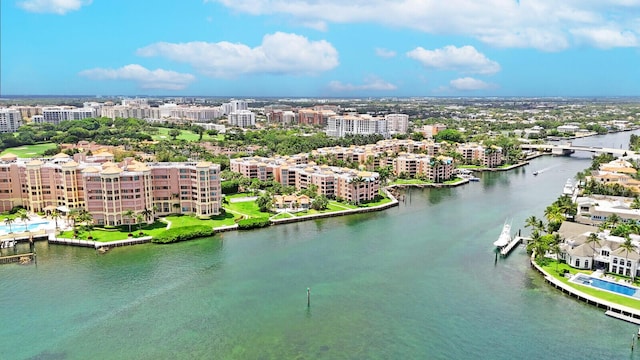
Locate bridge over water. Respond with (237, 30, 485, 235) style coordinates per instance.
(520, 143, 637, 157)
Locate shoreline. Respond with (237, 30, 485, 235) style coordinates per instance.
(40, 161, 533, 250)
(530, 257, 640, 323)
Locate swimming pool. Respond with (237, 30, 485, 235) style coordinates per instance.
(0, 221, 50, 235)
(573, 274, 640, 298)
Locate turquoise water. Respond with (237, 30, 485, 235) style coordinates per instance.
(3, 132, 640, 359)
(0, 221, 49, 235)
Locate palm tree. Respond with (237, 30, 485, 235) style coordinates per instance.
(620, 237, 637, 280)
(18, 210, 30, 232)
(136, 213, 144, 231)
(79, 211, 94, 239)
(123, 209, 135, 233)
(585, 232, 601, 270)
(349, 176, 365, 205)
(141, 208, 153, 223)
(4, 217, 14, 233)
(631, 197, 640, 210)
(52, 209, 61, 229)
(549, 241, 562, 272)
(607, 213, 622, 229)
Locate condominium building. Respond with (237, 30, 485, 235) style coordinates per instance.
(298, 109, 336, 126)
(40, 106, 97, 125)
(230, 156, 380, 203)
(385, 114, 409, 134)
(325, 115, 389, 138)
(0, 153, 221, 224)
(228, 110, 256, 128)
(0, 109, 23, 133)
(456, 143, 504, 168)
(393, 153, 454, 182)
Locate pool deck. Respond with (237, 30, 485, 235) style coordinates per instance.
(531, 257, 640, 324)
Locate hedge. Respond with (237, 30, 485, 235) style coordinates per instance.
(151, 225, 214, 244)
(237, 217, 271, 230)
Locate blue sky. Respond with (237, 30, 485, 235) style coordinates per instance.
(2, 0, 640, 97)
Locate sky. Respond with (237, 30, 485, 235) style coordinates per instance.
(1, 0, 640, 97)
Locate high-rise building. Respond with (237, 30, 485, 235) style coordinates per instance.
(0, 109, 23, 133)
(385, 114, 409, 134)
(325, 115, 389, 138)
(228, 110, 256, 128)
(0, 153, 221, 222)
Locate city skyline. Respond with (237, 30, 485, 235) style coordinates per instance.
(2, 0, 640, 97)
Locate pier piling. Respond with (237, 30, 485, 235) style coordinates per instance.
(307, 288, 311, 307)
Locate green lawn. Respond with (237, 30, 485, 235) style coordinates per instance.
(58, 212, 239, 242)
(540, 259, 640, 310)
(389, 179, 430, 185)
(1, 143, 58, 158)
(150, 127, 218, 142)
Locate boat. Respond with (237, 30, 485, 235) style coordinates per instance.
(562, 178, 575, 195)
(469, 177, 480, 182)
(533, 171, 539, 176)
(493, 222, 511, 248)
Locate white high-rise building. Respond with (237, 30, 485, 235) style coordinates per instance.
(228, 110, 256, 128)
(230, 100, 248, 113)
(41, 106, 97, 125)
(385, 114, 409, 134)
(0, 109, 23, 133)
(325, 115, 389, 138)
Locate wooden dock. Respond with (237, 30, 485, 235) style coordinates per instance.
(499, 236, 528, 256)
(0, 252, 35, 264)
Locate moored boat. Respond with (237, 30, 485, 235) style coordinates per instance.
(493, 222, 511, 248)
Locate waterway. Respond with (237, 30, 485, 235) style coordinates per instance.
(2, 131, 640, 359)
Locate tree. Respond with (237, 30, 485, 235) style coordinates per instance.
(136, 213, 144, 231)
(52, 209, 61, 229)
(18, 209, 30, 232)
(256, 193, 273, 213)
(168, 129, 181, 140)
(607, 213, 622, 229)
(585, 232, 601, 270)
(123, 209, 135, 233)
(620, 237, 637, 280)
(141, 208, 153, 223)
(632, 197, 640, 210)
(311, 194, 329, 211)
(4, 217, 14, 233)
(349, 176, 365, 205)
(525, 216, 545, 233)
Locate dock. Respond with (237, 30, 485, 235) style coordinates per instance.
(605, 311, 640, 325)
(0, 252, 35, 264)
(500, 236, 526, 256)
(48, 234, 152, 249)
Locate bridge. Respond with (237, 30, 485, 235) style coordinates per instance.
(520, 142, 636, 157)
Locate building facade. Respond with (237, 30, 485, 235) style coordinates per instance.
(0, 153, 221, 224)
(0, 109, 23, 133)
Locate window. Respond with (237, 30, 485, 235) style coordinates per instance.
(575, 259, 580, 267)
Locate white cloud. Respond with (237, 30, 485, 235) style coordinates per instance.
(570, 27, 638, 48)
(375, 48, 397, 58)
(209, 0, 640, 50)
(407, 45, 500, 75)
(137, 32, 339, 77)
(449, 77, 496, 91)
(79, 64, 195, 90)
(328, 76, 397, 92)
(17, 0, 91, 14)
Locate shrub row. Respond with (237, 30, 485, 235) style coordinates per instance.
(151, 225, 214, 244)
(237, 217, 271, 230)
